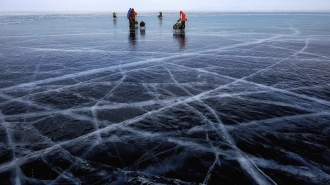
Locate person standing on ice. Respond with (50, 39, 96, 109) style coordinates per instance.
(178, 11, 187, 30)
(130, 8, 137, 28)
(127, 8, 132, 27)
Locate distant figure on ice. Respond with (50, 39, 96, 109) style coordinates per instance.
(177, 11, 187, 30)
(113, 12, 117, 19)
(158, 12, 163, 18)
(127, 8, 132, 27)
(140, 21, 146, 31)
(140, 21, 145, 27)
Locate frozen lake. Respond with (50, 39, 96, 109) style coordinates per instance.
(0, 12, 330, 185)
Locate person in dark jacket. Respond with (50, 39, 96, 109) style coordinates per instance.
(127, 8, 132, 27)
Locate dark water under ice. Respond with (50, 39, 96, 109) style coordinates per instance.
(0, 12, 330, 185)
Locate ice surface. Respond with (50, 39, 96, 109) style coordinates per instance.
(0, 12, 330, 185)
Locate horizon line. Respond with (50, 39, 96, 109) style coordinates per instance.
(1, 10, 330, 13)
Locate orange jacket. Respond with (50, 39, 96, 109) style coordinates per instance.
(180, 11, 186, 21)
(131, 10, 137, 19)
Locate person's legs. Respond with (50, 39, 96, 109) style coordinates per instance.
(132, 19, 136, 27)
(182, 21, 185, 30)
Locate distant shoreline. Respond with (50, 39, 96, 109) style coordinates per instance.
(1, 10, 330, 14)
(1, 11, 330, 15)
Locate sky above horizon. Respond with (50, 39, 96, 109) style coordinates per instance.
(1, 0, 330, 12)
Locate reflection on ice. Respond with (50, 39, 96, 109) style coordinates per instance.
(140, 28, 145, 37)
(129, 29, 137, 47)
(0, 12, 330, 185)
(173, 32, 186, 51)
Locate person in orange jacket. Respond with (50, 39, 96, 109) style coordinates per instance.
(130, 8, 137, 28)
(178, 11, 187, 30)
